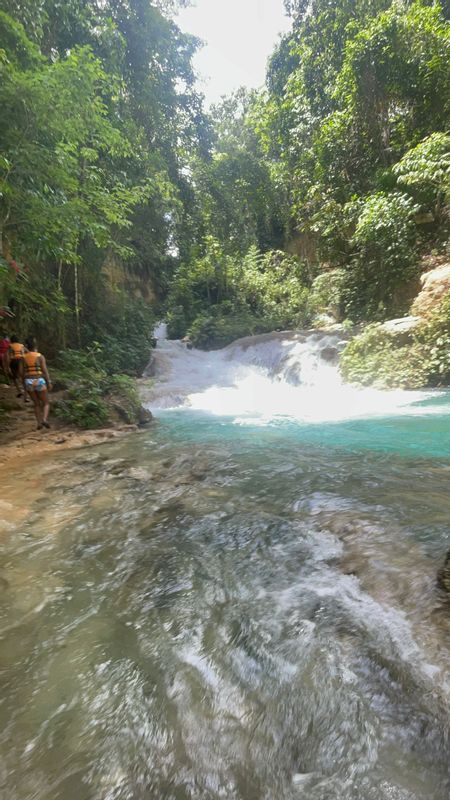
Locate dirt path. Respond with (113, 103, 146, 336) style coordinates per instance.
(0, 382, 141, 470)
(0, 381, 67, 443)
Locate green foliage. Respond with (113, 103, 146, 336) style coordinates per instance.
(341, 293, 450, 389)
(340, 324, 428, 389)
(53, 349, 109, 428)
(310, 269, 347, 319)
(344, 192, 419, 320)
(393, 133, 450, 214)
(336, 2, 450, 164)
(167, 243, 313, 347)
(239, 248, 311, 326)
(189, 90, 284, 259)
(0, 2, 203, 361)
(394, 133, 450, 192)
(188, 306, 265, 350)
(1, 0, 450, 371)
(249, 0, 450, 328)
(53, 350, 142, 428)
(56, 388, 110, 430)
(83, 294, 155, 375)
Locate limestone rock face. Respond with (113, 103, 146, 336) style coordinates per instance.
(411, 263, 450, 318)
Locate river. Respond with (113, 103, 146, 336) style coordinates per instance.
(1, 328, 449, 799)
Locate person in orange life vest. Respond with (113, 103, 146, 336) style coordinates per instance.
(23, 337, 52, 429)
(7, 335, 25, 397)
(0, 332, 10, 381)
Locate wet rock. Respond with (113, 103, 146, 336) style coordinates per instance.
(102, 458, 134, 476)
(165, 455, 209, 484)
(152, 498, 185, 516)
(320, 346, 339, 363)
(124, 467, 153, 481)
(138, 406, 153, 426)
(112, 402, 134, 424)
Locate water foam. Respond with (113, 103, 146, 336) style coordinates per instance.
(144, 328, 445, 425)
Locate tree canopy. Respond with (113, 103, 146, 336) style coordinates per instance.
(0, 0, 449, 354)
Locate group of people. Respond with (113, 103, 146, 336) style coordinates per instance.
(0, 334, 52, 430)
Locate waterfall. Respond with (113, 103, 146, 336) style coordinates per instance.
(143, 328, 437, 424)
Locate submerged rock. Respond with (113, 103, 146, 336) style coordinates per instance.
(320, 346, 339, 363)
(124, 467, 153, 481)
(74, 452, 106, 466)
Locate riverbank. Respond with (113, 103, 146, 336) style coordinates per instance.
(0, 381, 149, 469)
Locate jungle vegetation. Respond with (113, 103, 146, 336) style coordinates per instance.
(1, 1, 449, 374)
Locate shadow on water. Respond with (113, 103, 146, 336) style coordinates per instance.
(0, 410, 449, 800)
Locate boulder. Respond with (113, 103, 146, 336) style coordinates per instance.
(138, 406, 153, 426)
(381, 316, 421, 334)
(112, 401, 134, 424)
(320, 346, 339, 364)
(380, 315, 421, 344)
(411, 263, 450, 318)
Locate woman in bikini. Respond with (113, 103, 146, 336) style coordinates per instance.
(23, 337, 52, 429)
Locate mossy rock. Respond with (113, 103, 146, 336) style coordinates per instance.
(104, 375, 142, 424)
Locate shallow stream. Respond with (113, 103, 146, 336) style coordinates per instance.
(1, 330, 449, 799)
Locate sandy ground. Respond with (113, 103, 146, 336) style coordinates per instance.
(0, 381, 142, 471)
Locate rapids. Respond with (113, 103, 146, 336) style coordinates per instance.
(144, 326, 447, 429)
(1, 327, 450, 800)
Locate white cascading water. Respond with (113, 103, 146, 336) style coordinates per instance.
(145, 323, 437, 424)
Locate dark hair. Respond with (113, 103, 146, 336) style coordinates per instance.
(25, 336, 37, 351)
(11, 335, 19, 343)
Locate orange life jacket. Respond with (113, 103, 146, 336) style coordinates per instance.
(9, 342, 24, 360)
(24, 351, 42, 377)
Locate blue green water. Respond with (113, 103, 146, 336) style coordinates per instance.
(157, 390, 450, 459)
